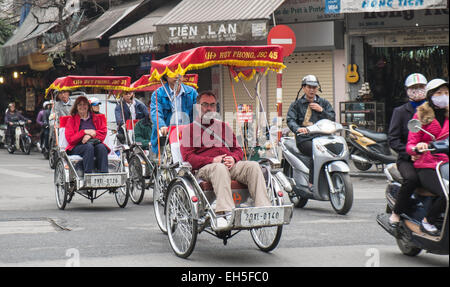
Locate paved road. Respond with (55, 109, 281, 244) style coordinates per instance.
(0, 151, 448, 267)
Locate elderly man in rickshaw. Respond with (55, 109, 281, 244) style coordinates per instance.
(180, 91, 271, 230)
(150, 75, 198, 154)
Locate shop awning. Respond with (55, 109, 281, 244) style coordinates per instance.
(108, 3, 176, 56)
(69, 0, 145, 45)
(155, 0, 285, 44)
(1, 5, 72, 66)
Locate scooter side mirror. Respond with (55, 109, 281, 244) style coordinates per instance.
(407, 119, 436, 141)
(407, 119, 422, 133)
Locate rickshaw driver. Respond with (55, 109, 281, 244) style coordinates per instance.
(115, 91, 148, 143)
(150, 75, 198, 154)
(180, 91, 272, 230)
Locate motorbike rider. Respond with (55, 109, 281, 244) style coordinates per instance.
(286, 75, 335, 187)
(4, 102, 31, 147)
(407, 79, 449, 236)
(150, 74, 198, 155)
(36, 100, 53, 152)
(387, 73, 428, 226)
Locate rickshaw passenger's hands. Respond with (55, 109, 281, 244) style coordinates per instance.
(82, 135, 91, 144)
(84, 129, 96, 137)
(411, 155, 420, 161)
(223, 156, 235, 169)
(213, 154, 226, 163)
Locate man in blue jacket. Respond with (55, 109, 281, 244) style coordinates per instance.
(115, 91, 149, 143)
(150, 75, 198, 154)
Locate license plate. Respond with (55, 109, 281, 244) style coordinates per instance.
(89, 175, 122, 187)
(240, 207, 284, 227)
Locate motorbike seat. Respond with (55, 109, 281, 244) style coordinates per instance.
(354, 127, 387, 142)
(283, 138, 312, 168)
(386, 164, 436, 197)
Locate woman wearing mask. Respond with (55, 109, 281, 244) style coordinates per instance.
(387, 73, 427, 226)
(407, 79, 449, 236)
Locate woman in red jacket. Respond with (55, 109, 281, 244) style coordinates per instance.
(406, 79, 449, 236)
(65, 96, 109, 174)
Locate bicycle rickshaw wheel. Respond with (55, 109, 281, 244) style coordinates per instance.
(154, 168, 168, 234)
(54, 159, 68, 210)
(129, 156, 145, 204)
(166, 181, 198, 259)
(115, 181, 130, 208)
(250, 183, 283, 252)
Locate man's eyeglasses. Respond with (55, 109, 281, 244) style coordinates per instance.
(200, 102, 217, 108)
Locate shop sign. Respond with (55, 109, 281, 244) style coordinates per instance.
(157, 21, 267, 44)
(109, 33, 160, 56)
(275, 0, 343, 23)
(325, 0, 447, 14)
(366, 32, 449, 47)
(237, 104, 253, 123)
(347, 8, 449, 31)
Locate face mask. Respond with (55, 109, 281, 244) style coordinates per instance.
(431, 95, 449, 108)
(407, 88, 426, 101)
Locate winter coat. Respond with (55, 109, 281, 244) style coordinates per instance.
(388, 102, 418, 161)
(134, 117, 152, 149)
(150, 83, 198, 154)
(65, 113, 109, 152)
(406, 102, 449, 169)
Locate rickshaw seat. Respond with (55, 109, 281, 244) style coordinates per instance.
(199, 181, 248, 191)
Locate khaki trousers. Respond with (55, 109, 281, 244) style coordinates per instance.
(197, 161, 272, 213)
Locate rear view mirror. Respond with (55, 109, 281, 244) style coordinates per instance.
(407, 119, 422, 133)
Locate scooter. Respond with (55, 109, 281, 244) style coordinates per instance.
(347, 124, 396, 171)
(7, 120, 32, 155)
(281, 119, 353, 215)
(377, 119, 449, 256)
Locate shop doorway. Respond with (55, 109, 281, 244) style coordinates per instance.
(365, 45, 449, 130)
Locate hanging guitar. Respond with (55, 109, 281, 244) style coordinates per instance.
(346, 44, 360, 84)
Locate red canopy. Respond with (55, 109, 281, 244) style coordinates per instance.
(130, 74, 198, 92)
(45, 75, 131, 97)
(149, 45, 285, 82)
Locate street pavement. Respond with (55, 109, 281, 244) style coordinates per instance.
(0, 150, 448, 267)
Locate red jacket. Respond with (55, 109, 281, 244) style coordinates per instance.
(406, 102, 449, 169)
(180, 119, 243, 170)
(65, 113, 108, 152)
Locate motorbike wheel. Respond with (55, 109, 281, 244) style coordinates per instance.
(49, 148, 58, 169)
(329, 172, 353, 215)
(352, 151, 372, 171)
(7, 144, 15, 154)
(396, 237, 422, 257)
(22, 136, 31, 155)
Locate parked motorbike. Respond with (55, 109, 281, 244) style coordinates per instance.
(377, 119, 449, 256)
(281, 119, 353, 215)
(346, 124, 396, 171)
(41, 125, 50, 159)
(7, 120, 32, 155)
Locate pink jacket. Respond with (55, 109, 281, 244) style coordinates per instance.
(406, 102, 449, 169)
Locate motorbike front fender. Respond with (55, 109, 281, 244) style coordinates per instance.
(327, 161, 350, 173)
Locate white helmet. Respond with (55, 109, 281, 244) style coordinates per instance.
(89, 97, 101, 106)
(404, 73, 427, 88)
(301, 75, 322, 92)
(425, 78, 448, 94)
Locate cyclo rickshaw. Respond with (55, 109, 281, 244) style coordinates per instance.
(124, 74, 199, 204)
(45, 76, 132, 209)
(148, 45, 294, 258)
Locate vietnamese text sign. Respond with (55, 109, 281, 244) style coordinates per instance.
(325, 0, 448, 13)
(276, 0, 343, 23)
(109, 33, 160, 56)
